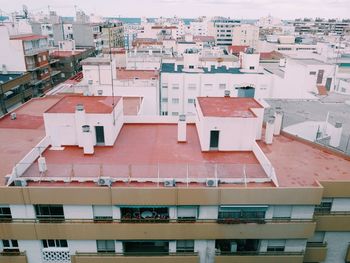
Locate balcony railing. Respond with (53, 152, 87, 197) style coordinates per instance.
(75, 252, 198, 257)
(1, 218, 314, 224)
(0, 251, 26, 256)
(216, 251, 304, 256)
(314, 211, 350, 216)
(24, 47, 48, 56)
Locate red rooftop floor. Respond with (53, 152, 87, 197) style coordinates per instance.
(197, 97, 263, 118)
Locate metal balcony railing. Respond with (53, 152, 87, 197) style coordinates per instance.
(75, 252, 198, 257)
(0, 251, 26, 256)
(314, 211, 350, 216)
(216, 251, 304, 256)
(306, 242, 328, 247)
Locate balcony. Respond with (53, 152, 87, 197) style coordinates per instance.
(0, 252, 28, 263)
(72, 252, 199, 263)
(215, 251, 304, 263)
(304, 242, 328, 262)
(314, 211, 350, 231)
(24, 47, 48, 56)
(0, 218, 316, 240)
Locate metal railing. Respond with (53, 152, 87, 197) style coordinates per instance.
(0, 217, 314, 224)
(314, 211, 350, 216)
(0, 251, 26, 256)
(75, 252, 198, 257)
(216, 251, 304, 256)
(306, 242, 328, 247)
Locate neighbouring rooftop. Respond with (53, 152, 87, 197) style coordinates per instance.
(116, 69, 159, 80)
(9, 34, 47, 41)
(197, 97, 263, 118)
(45, 96, 121, 114)
(50, 50, 85, 58)
(80, 57, 111, 66)
(161, 63, 243, 74)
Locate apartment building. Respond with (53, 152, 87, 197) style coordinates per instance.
(232, 24, 259, 49)
(101, 22, 125, 50)
(159, 49, 270, 116)
(208, 18, 241, 46)
(0, 26, 58, 96)
(293, 18, 350, 36)
(0, 91, 350, 263)
(72, 23, 103, 54)
(189, 18, 209, 36)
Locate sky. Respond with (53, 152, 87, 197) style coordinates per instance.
(0, 0, 349, 19)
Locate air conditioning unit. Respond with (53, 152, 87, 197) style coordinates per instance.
(164, 179, 176, 187)
(88, 80, 93, 85)
(14, 179, 27, 187)
(10, 112, 17, 120)
(97, 90, 103, 95)
(206, 178, 218, 187)
(97, 177, 112, 186)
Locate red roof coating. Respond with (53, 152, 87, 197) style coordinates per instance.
(228, 45, 249, 54)
(197, 97, 263, 118)
(151, 26, 177, 29)
(10, 34, 47, 41)
(45, 96, 121, 114)
(116, 69, 159, 80)
(259, 51, 284, 60)
(50, 50, 84, 58)
(123, 97, 143, 116)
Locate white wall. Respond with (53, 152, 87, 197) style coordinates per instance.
(284, 239, 307, 252)
(18, 240, 42, 263)
(324, 232, 350, 263)
(63, 205, 93, 219)
(331, 198, 350, 212)
(291, 206, 315, 219)
(195, 240, 215, 263)
(68, 240, 97, 254)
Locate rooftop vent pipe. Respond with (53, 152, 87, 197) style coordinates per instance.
(273, 107, 283, 136)
(265, 116, 275, 145)
(178, 114, 187, 142)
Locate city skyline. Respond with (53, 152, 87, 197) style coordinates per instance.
(0, 0, 350, 19)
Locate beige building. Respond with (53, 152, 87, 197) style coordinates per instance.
(232, 24, 259, 49)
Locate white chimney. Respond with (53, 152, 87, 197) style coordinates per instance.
(38, 156, 47, 173)
(82, 125, 94, 154)
(75, 104, 86, 148)
(273, 108, 283, 135)
(265, 116, 275, 144)
(178, 114, 187, 142)
(329, 122, 343, 148)
(279, 58, 286, 67)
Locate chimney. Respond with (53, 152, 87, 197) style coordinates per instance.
(273, 107, 283, 135)
(75, 104, 87, 148)
(265, 116, 275, 144)
(38, 156, 47, 173)
(224, 90, 231, 97)
(177, 114, 187, 142)
(81, 125, 94, 154)
(329, 122, 343, 148)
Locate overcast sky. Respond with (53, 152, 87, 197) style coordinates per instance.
(0, 0, 349, 19)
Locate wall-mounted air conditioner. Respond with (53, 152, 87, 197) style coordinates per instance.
(206, 178, 218, 187)
(164, 179, 176, 187)
(97, 177, 112, 187)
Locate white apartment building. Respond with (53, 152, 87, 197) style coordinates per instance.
(160, 49, 270, 116)
(232, 24, 259, 49)
(189, 18, 209, 36)
(208, 18, 241, 46)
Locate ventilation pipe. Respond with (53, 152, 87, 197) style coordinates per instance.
(75, 104, 86, 148)
(178, 114, 187, 142)
(81, 125, 94, 154)
(273, 107, 283, 136)
(329, 122, 343, 148)
(38, 156, 47, 173)
(265, 116, 275, 144)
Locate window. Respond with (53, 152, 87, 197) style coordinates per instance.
(172, 84, 179, 90)
(97, 240, 115, 253)
(218, 206, 267, 223)
(172, 98, 179, 104)
(2, 240, 19, 252)
(267, 240, 285, 252)
(315, 199, 332, 214)
(172, 112, 179, 116)
(307, 231, 325, 244)
(42, 55, 47, 61)
(188, 98, 195, 104)
(309, 71, 316, 75)
(189, 65, 194, 69)
(161, 98, 168, 103)
(204, 84, 213, 89)
(93, 205, 113, 222)
(176, 240, 194, 252)
(162, 84, 168, 89)
(35, 205, 64, 221)
(249, 66, 255, 70)
(42, 240, 68, 248)
(219, 84, 226, 90)
(177, 206, 197, 222)
(161, 111, 168, 116)
(0, 206, 12, 221)
(38, 57, 41, 63)
(188, 84, 196, 90)
(272, 206, 292, 219)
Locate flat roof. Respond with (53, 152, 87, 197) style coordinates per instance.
(161, 63, 243, 74)
(116, 69, 159, 80)
(50, 50, 84, 58)
(258, 132, 350, 187)
(80, 57, 110, 65)
(21, 124, 267, 185)
(0, 96, 62, 184)
(10, 34, 47, 41)
(197, 97, 263, 118)
(45, 96, 122, 114)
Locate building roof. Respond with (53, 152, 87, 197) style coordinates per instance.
(45, 96, 121, 114)
(80, 57, 110, 66)
(21, 124, 267, 185)
(259, 51, 284, 61)
(10, 34, 47, 41)
(161, 63, 243, 74)
(197, 97, 263, 118)
(0, 96, 62, 184)
(228, 45, 248, 54)
(117, 69, 159, 80)
(50, 50, 84, 58)
(123, 97, 143, 116)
